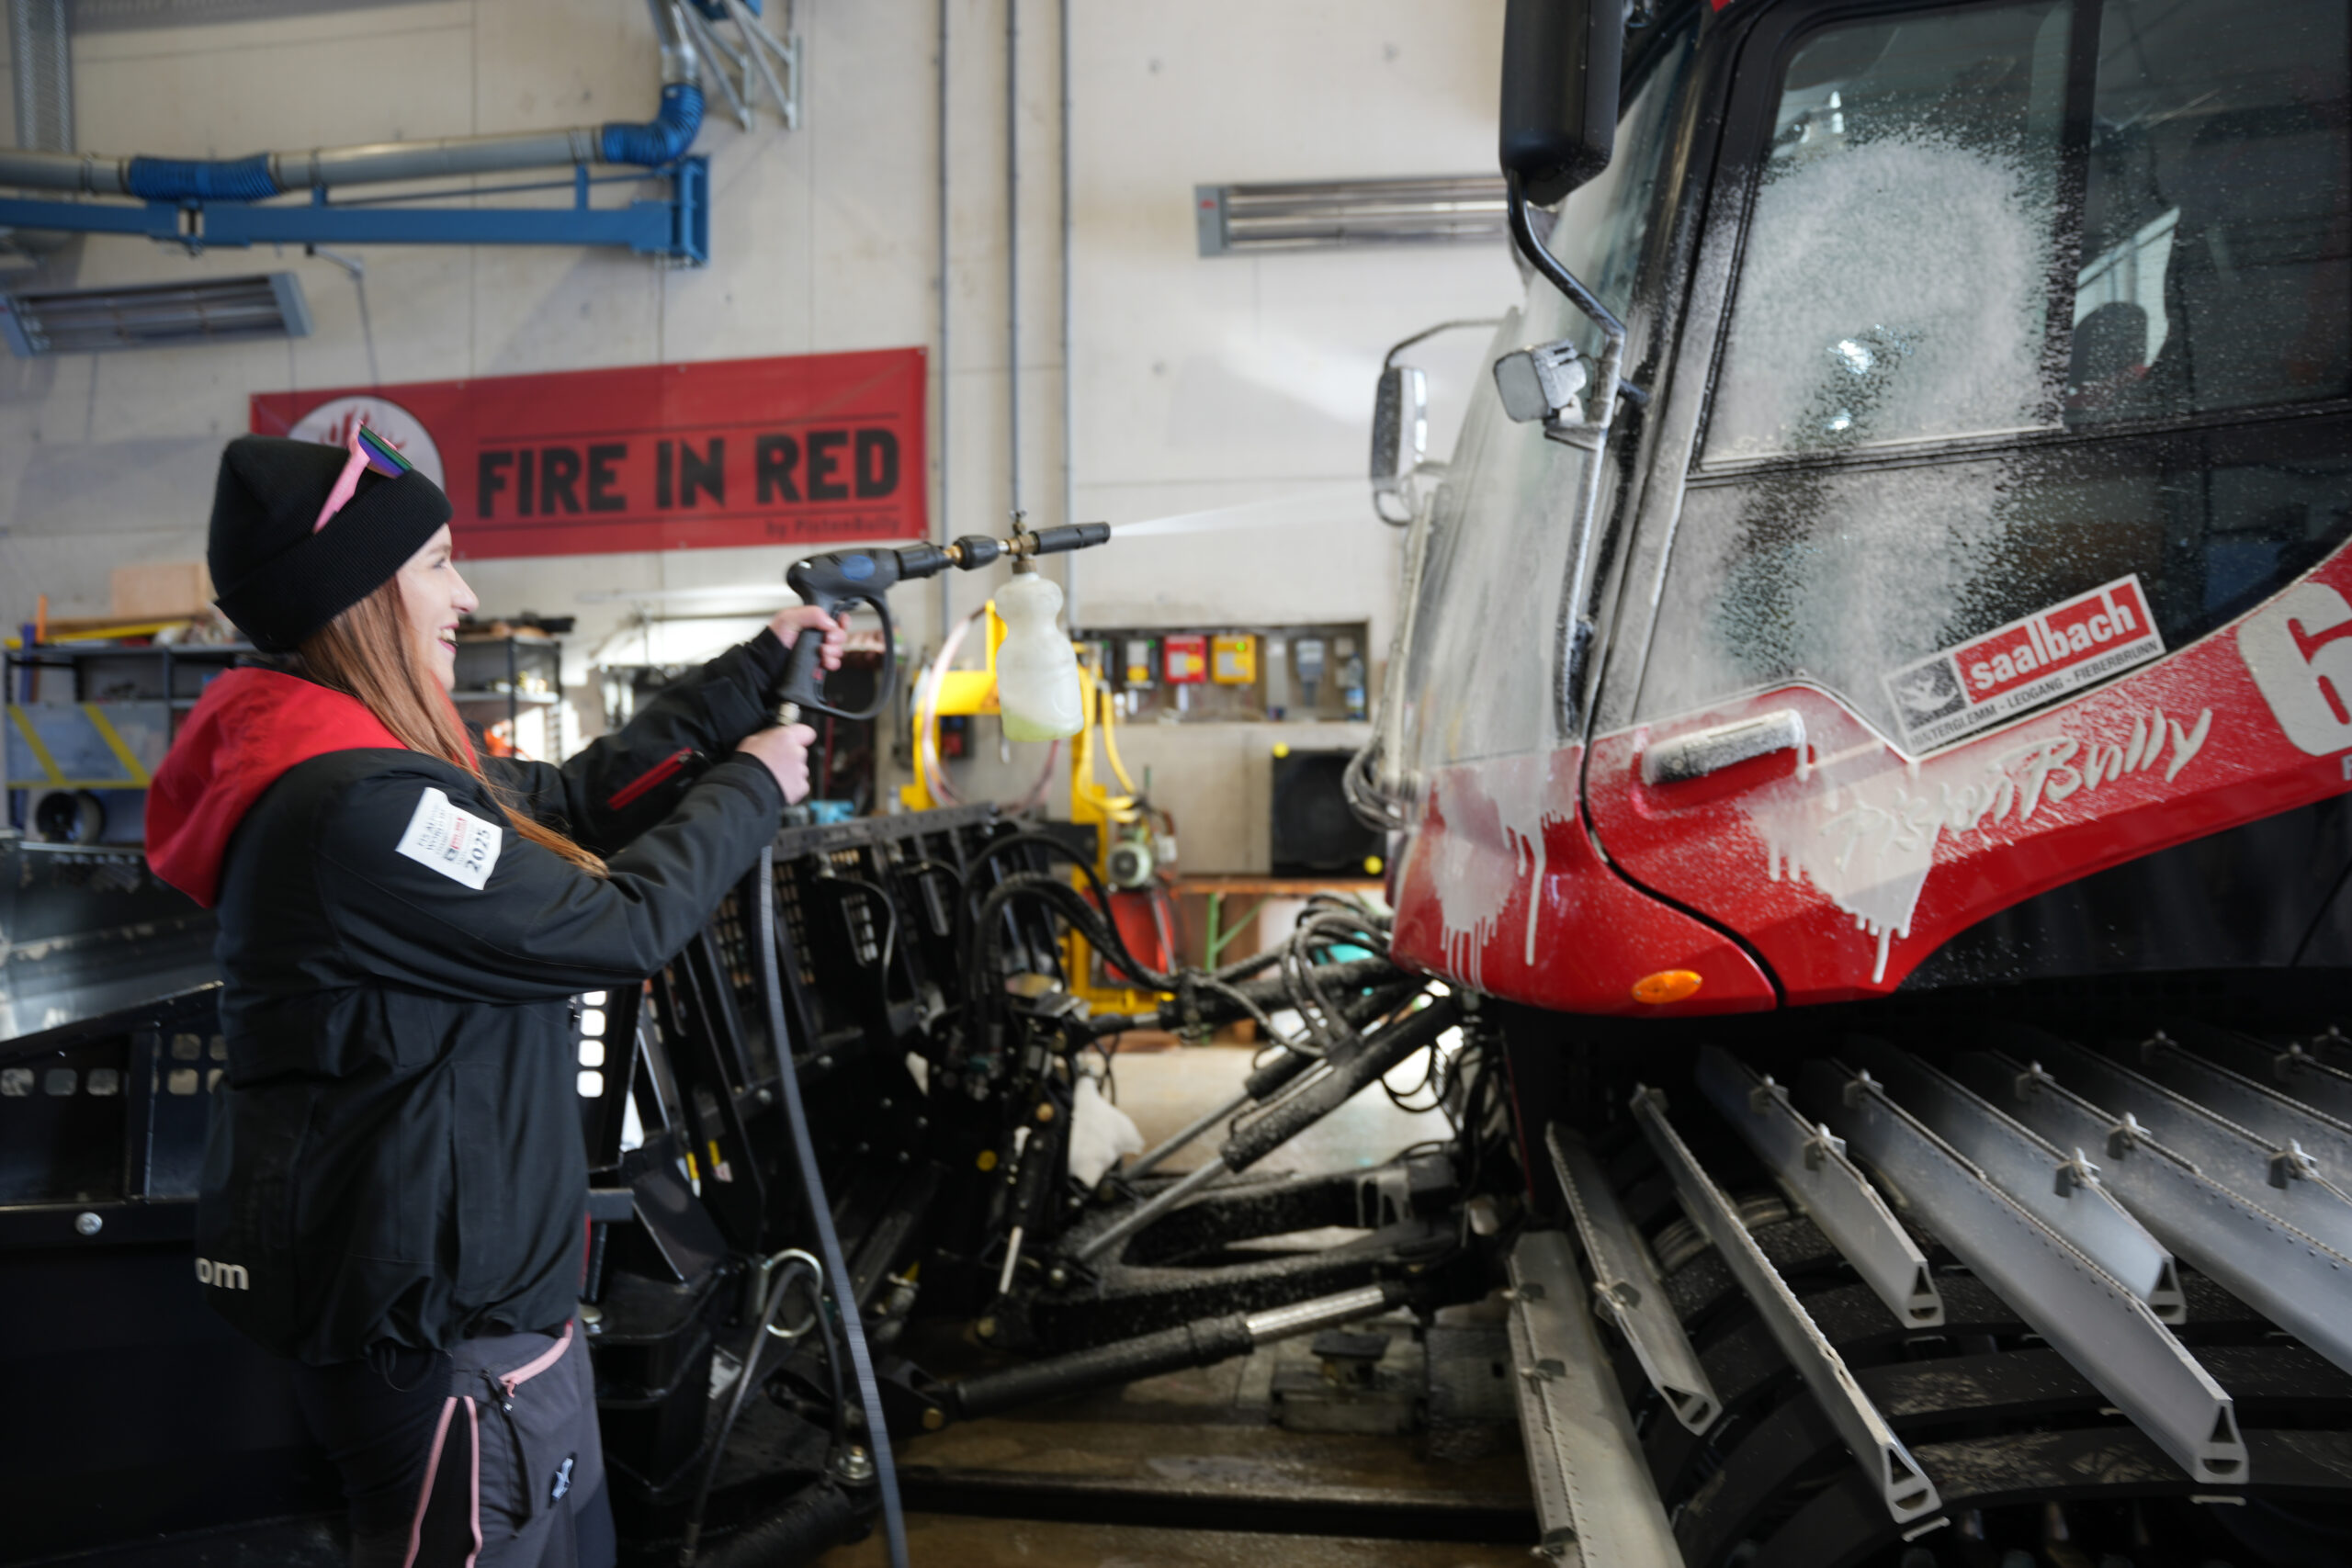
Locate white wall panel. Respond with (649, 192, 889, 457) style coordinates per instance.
(0, 0, 1525, 786)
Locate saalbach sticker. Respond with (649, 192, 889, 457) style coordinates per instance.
(1883, 575, 2165, 751)
(395, 786, 503, 890)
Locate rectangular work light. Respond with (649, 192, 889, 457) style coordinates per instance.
(0, 271, 311, 356)
(1194, 175, 1508, 256)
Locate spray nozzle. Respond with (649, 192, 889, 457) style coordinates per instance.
(1011, 522, 1113, 558)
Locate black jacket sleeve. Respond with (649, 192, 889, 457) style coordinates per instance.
(311, 753, 784, 1004)
(485, 629, 793, 855)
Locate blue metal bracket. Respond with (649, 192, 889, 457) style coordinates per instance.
(0, 156, 709, 265)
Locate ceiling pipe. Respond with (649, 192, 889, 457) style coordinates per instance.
(1007, 0, 1023, 525)
(936, 0, 954, 643)
(0, 0, 703, 199)
(9, 0, 73, 154)
(6, 0, 78, 254)
(1057, 0, 1076, 622)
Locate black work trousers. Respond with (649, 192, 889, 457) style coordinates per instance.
(294, 1322, 615, 1568)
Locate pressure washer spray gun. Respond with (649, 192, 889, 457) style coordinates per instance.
(775, 518, 1113, 728)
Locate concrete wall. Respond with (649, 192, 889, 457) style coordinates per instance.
(0, 0, 1521, 852)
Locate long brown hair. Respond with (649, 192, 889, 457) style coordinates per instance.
(294, 580, 607, 876)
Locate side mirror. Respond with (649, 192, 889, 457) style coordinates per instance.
(1499, 0, 1623, 207)
(1368, 364, 1429, 525)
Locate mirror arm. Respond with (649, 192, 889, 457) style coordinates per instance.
(1507, 170, 1621, 339)
(1382, 317, 1507, 371)
(1504, 170, 1648, 409)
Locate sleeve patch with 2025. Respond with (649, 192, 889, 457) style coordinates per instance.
(394, 786, 503, 890)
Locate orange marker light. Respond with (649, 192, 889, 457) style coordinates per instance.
(1632, 970, 1704, 1006)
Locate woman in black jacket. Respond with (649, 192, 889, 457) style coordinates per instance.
(147, 433, 842, 1568)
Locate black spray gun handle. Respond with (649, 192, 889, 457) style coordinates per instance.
(775, 523, 1114, 724)
(778, 555, 903, 723)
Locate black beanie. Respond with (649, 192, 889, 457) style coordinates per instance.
(208, 434, 454, 652)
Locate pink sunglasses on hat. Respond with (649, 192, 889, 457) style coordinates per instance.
(311, 423, 417, 534)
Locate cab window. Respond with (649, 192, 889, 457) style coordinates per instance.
(1703, 3, 2075, 460)
(1637, 0, 2352, 748)
(2069, 0, 2352, 422)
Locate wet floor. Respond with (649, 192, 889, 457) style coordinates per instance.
(817, 1517, 1532, 1567)
(815, 1045, 1531, 1566)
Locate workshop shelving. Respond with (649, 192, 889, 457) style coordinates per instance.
(451, 634, 564, 761)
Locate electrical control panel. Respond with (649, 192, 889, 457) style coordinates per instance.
(1075, 622, 1370, 723)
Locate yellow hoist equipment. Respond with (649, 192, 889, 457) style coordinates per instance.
(899, 609, 1169, 1018)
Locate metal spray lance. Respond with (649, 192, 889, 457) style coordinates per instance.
(773, 517, 1112, 726)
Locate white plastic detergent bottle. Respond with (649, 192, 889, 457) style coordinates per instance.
(994, 566, 1084, 741)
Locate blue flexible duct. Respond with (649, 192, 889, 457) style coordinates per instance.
(123, 153, 279, 202)
(600, 81, 706, 168)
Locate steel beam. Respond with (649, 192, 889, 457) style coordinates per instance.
(204, 195, 690, 256)
(721, 0, 795, 122)
(0, 158, 709, 263)
(1849, 1041, 2182, 1321)
(1696, 1046, 1943, 1328)
(0, 196, 172, 239)
(1806, 1060, 2247, 1486)
(1506, 1231, 1689, 1567)
(2012, 1034, 2352, 1260)
(1951, 1049, 2352, 1377)
(1630, 1086, 1941, 1529)
(1547, 1124, 1721, 1433)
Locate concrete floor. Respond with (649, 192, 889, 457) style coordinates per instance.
(819, 1519, 1532, 1566)
(815, 1045, 1529, 1567)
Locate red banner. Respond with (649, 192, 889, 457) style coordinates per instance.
(250, 348, 928, 560)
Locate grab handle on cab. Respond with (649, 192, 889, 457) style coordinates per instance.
(1641, 710, 1806, 787)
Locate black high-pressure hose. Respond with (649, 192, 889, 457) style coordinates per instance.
(677, 1253, 818, 1565)
(967, 829, 1114, 905)
(751, 847, 910, 1568)
(963, 874, 1183, 1018)
(962, 830, 1288, 986)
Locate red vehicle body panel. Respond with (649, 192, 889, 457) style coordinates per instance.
(1395, 545, 2352, 1011)
(1389, 745, 1777, 1016)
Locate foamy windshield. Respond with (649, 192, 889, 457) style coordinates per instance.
(1705, 6, 2070, 460)
(1640, 0, 2352, 746)
(1643, 4, 2075, 738)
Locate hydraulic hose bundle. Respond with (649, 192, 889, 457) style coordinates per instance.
(963, 868, 1297, 1044)
(958, 832, 1410, 1062)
